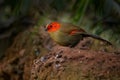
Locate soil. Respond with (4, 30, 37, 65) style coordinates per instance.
(0, 27, 120, 80)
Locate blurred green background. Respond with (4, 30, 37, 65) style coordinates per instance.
(0, 0, 120, 57)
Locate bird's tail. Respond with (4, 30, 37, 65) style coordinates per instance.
(81, 33, 112, 45)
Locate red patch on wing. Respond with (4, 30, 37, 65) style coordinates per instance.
(69, 29, 85, 35)
(47, 22, 60, 32)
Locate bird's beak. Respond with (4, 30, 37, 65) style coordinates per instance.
(45, 27, 47, 31)
(44, 25, 48, 31)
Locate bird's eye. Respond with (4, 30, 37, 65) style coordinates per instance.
(49, 25, 52, 28)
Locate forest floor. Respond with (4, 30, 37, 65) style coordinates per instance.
(0, 27, 120, 80)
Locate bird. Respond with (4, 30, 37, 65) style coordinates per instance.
(45, 22, 112, 47)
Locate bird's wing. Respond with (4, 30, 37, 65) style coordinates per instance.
(68, 29, 86, 35)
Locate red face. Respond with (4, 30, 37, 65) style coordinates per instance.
(46, 22, 60, 32)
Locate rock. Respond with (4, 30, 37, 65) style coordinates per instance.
(31, 46, 120, 80)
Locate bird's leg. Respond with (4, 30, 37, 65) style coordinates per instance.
(68, 44, 76, 48)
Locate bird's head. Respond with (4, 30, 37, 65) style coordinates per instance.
(45, 22, 61, 32)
